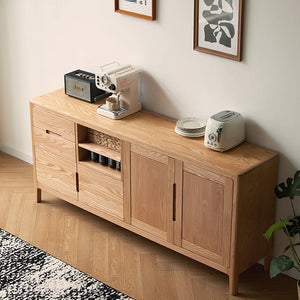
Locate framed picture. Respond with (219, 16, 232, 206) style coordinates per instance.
(115, 0, 156, 21)
(194, 0, 243, 61)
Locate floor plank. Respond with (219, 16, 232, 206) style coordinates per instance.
(5, 192, 24, 237)
(109, 234, 126, 293)
(47, 206, 65, 258)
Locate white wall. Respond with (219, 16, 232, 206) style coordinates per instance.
(1, 0, 300, 278)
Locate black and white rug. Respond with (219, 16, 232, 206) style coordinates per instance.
(0, 229, 134, 300)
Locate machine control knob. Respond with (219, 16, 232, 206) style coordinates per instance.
(101, 75, 109, 85)
(109, 84, 116, 91)
(208, 133, 217, 142)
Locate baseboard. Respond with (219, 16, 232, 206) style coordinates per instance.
(0, 144, 33, 165)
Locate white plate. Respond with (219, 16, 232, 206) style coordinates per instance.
(177, 118, 206, 132)
(175, 125, 205, 137)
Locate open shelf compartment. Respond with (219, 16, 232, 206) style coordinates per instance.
(77, 125, 122, 178)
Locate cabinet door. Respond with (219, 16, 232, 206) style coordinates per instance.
(35, 148, 77, 199)
(130, 145, 174, 242)
(181, 163, 233, 267)
(32, 107, 77, 200)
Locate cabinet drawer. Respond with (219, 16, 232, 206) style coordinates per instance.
(35, 148, 77, 200)
(32, 107, 75, 141)
(78, 164, 123, 220)
(33, 127, 76, 162)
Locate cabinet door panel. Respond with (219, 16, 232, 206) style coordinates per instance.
(78, 165, 123, 220)
(131, 151, 172, 241)
(35, 148, 77, 199)
(182, 170, 233, 267)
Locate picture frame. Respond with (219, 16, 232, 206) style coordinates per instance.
(115, 0, 156, 21)
(194, 0, 243, 61)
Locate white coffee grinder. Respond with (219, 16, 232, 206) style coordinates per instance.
(95, 62, 141, 119)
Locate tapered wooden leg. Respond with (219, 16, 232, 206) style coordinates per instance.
(36, 188, 41, 203)
(229, 272, 239, 296)
(264, 255, 272, 272)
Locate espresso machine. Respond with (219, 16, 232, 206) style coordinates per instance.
(95, 62, 141, 119)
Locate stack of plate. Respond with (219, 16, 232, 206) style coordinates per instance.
(175, 117, 206, 137)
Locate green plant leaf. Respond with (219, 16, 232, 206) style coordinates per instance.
(285, 216, 300, 237)
(291, 170, 300, 198)
(264, 217, 290, 240)
(270, 255, 294, 278)
(275, 178, 293, 199)
(275, 170, 300, 199)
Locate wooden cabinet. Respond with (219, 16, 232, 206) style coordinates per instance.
(30, 89, 278, 296)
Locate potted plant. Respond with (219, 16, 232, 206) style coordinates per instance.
(264, 170, 300, 297)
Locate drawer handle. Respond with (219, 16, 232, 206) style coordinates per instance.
(46, 129, 61, 137)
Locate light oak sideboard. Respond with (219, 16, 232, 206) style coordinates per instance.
(30, 89, 278, 295)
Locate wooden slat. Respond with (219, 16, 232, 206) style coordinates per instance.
(124, 242, 143, 299)
(77, 218, 94, 274)
(140, 252, 160, 300)
(109, 235, 126, 292)
(173, 268, 194, 300)
(0, 189, 12, 229)
(19, 197, 38, 243)
(32, 204, 51, 251)
(5, 193, 24, 237)
(157, 262, 178, 300)
(61, 215, 79, 267)
(47, 206, 65, 258)
(92, 225, 109, 283)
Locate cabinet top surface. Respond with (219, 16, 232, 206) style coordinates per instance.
(30, 89, 278, 176)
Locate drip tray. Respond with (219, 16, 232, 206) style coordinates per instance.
(97, 104, 128, 117)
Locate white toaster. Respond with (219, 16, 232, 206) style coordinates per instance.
(204, 110, 245, 152)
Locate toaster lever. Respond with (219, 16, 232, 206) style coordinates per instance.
(217, 126, 223, 142)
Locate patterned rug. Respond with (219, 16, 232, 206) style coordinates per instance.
(0, 229, 133, 300)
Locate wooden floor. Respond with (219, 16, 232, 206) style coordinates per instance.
(0, 151, 297, 300)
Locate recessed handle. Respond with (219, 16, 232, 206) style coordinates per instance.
(173, 183, 176, 221)
(46, 129, 61, 137)
(76, 172, 79, 192)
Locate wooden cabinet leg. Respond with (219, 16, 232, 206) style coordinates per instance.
(36, 188, 41, 203)
(264, 255, 272, 272)
(229, 273, 239, 296)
